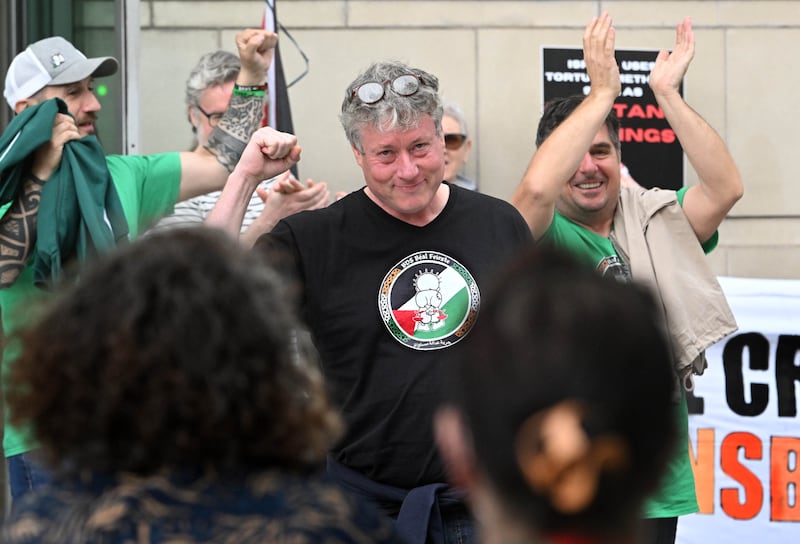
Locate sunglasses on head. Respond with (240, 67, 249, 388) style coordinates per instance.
(350, 73, 435, 105)
(444, 133, 467, 150)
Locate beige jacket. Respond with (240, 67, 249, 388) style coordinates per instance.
(611, 188, 737, 392)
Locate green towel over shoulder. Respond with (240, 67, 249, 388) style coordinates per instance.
(0, 98, 129, 287)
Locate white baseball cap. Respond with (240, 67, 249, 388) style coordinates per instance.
(4, 36, 118, 109)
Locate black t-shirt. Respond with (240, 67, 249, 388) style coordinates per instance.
(256, 183, 532, 488)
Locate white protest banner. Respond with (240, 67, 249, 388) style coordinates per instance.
(677, 276, 800, 542)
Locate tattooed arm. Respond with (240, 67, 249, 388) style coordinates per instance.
(0, 175, 43, 287)
(175, 29, 276, 201)
(0, 113, 81, 288)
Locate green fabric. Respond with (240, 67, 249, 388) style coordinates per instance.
(676, 186, 719, 253)
(0, 265, 41, 457)
(545, 213, 618, 269)
(104, 153, 181, 237)
(0, 103, 53, 203)
(1, 151, 181, 458)
(0, 98, 129, 287)
(542, 187, 703, 518)
(643, 390, 699, 518)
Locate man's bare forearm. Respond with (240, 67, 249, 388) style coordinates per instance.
(205, 93, 265, 173)
(0, 175, 44, 288)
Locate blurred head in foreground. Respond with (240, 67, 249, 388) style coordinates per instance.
(435, 246, 676, 543)
(8, 226, 341, 476)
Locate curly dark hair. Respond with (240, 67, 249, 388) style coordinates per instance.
(444, 245, 675, 533)
(7, 227, 342, 476)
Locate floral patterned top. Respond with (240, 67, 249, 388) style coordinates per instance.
(2, 468, 402, 543)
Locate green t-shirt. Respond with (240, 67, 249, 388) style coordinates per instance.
(543, 187, 702, 519)
(1, 152, 181, 458)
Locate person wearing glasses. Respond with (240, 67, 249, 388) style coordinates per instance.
(511, 14, 742, 544)
(207, 61, 532, 544)
(442, 101, 477, 191)
(0, 28, 281, 503)
(0, 31, 272, 288)
(150, 49, 330, 247)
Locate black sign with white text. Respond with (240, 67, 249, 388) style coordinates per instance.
(541, 47, 684, 190)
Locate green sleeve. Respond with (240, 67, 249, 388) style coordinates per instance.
(105, 153, 182, 238)
(676, 186, 718, 254)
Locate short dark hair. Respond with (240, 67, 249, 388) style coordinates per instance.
(443, 245, 675, 533)
(536, 95, 621, 154)
(8, 227, 342, 476)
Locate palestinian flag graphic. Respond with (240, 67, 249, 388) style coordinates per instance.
(378, 251, 480, 350)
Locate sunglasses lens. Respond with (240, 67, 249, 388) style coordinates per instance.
(357, 82, 386, 104)
(392, 74, 420, 96)
(354, 74, 422, 105)
(444, 134, 466, 150)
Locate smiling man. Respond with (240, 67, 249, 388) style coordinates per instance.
(511, 14, 743, 544)
(5, 37, 116, 137)
(207, 60, 532, 544)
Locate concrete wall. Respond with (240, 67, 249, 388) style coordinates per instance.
(135, 0, 800, 279)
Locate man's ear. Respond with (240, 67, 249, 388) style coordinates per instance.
(351, 145, 364, 168)
(14, 98, 35, 114)
(188, 106, 200, 131)
(434, 406, 478, 492)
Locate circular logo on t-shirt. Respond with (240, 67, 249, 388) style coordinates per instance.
(597, 255, 631, 282)
(378, 251, 480, 350)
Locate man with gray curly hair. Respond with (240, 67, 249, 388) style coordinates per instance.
(208, 59, 532, 544)
(184, 50, 242, 149)
(151, 49, 329, 246)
